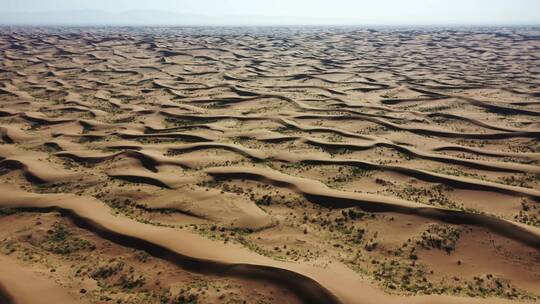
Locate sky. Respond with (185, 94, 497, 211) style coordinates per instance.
(1, 0, 539, 25)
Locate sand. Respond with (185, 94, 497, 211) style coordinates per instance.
(0, 26, 538, 303)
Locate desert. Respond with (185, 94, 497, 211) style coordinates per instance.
(0, 26, 539, 304)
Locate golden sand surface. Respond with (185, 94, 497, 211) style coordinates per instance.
(0, 26, 539, 303)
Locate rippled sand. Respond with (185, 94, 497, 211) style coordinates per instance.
(0, 26, 539, 304)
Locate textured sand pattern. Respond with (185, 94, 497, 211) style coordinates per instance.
(0, 27, 539, 303)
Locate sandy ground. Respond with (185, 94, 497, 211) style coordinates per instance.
(0, 26, 539, 304)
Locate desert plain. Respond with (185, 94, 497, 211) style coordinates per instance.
(0, 26, 539, 304)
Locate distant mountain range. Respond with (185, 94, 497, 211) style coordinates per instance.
(0, 10, 363, 26)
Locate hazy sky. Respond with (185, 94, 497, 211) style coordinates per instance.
(2, 0, 539, 25)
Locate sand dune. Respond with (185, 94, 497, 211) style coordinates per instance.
(0, 256, 81, 304)
(0, 27, 538, 303)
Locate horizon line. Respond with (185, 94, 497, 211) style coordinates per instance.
(1, 9, 538, 27)
(1, 23, 539, 27)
